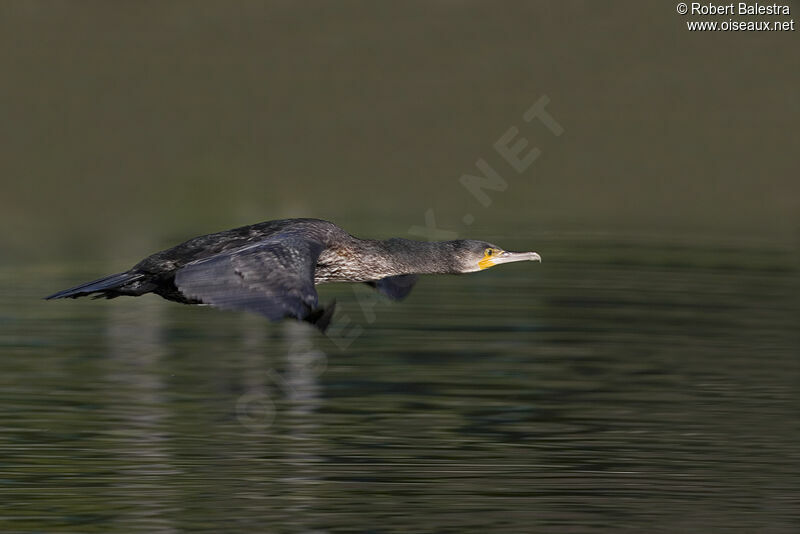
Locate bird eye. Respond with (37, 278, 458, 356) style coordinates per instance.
(485, 248, 493, 256)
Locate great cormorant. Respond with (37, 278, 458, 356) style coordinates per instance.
(45, 218, 541, 331)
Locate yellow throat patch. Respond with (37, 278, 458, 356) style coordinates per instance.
(478, 251, 496, 270)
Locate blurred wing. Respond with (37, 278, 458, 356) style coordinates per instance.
(174, 236, 325, 322)
(365, 274, 418, 301)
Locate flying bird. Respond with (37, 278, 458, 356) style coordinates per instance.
(45, 218, 541, 331)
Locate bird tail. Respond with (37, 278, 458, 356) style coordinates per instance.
(44, 272, 144, 300)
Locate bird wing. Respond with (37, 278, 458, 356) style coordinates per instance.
(365, 274, 418, 301)
(174, 235, 326, 323)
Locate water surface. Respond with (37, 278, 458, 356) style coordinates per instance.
(1, 235, 798, 532)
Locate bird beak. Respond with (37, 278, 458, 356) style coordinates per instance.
(479, 250, 541, 269)
(494, 251, 542, 265)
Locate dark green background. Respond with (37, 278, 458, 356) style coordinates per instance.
(1, 1, 797, 263)
(1, 3, 799, 532)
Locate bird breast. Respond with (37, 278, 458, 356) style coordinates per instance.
(314, 246, 397, 284)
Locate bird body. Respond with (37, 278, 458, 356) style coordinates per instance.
(46, 218, 540, 331)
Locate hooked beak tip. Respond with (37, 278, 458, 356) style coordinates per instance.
(495, 251, 542, 265)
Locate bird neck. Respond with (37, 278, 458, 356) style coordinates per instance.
(316, 237, 460, 283)
(369, 238, 458, 276)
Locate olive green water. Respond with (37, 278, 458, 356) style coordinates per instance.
(2, 233, 797, 532)
(1, 2, 798, 531)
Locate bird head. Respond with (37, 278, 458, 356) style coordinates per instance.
(452, 240, 541, 273)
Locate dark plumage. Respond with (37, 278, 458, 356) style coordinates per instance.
(45, 218, 541, 331)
